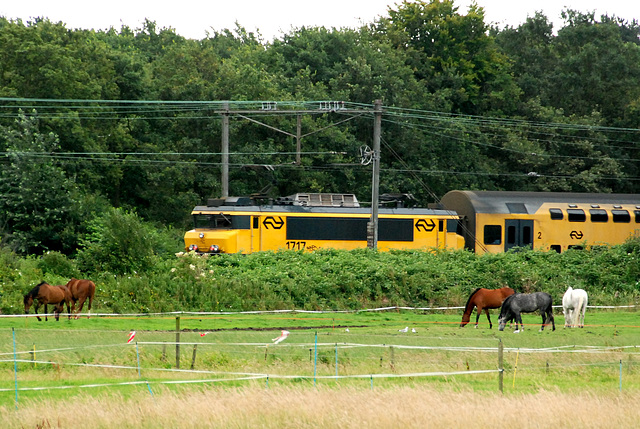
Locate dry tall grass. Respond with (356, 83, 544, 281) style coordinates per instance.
(3, 385, 640, 428)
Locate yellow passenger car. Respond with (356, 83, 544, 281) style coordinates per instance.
(184, 193, 465, 254)
(440, 191, 640, 254)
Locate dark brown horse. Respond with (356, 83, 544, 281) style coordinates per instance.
(460, 287, 516, 328)
(24, 282, 72, 321)
(65, 278, 96, 319)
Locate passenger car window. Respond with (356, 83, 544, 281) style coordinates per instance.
(567, 209, 585, 222)
(549, 209, 563, 220)
(484, 225, 502, 245)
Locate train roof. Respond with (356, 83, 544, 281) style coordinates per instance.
(441, 190, 640, 215)
(191, 204, 457, 217)
(192, 192, 458, 216)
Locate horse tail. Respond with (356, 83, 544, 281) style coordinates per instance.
(577, 294, 585, 326)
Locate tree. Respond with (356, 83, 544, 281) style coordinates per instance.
(373, 0, 520, 115)
(0, 111, 79, 253)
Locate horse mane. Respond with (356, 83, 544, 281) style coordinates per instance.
(463, 288, 482, 311)
(28, 281, 48, 297)
(24, 281, 47, 303)
(499, 293, 518, 316)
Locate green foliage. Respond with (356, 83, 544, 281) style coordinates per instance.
(2, 237, 640, 315)
(36, 251, 79, 278)
(75, 207, 179, 275)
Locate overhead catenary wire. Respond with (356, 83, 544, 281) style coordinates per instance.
(1, 97, 639, 182)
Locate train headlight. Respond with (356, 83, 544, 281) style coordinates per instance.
(209, 244, 220, 253)
(188, 244, 199, 252)
(199, 232, 205, 239)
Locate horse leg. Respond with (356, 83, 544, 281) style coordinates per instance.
(541, 309, 555, 331)
(75, 297, 86, 319)
(518, 313, 524, 332)
(514, 312, 522, 333)
(34, 302, 42, 322)
(484, 309, 492, 329)
(540, 312, 546, 331)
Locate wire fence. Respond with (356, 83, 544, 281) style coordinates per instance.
(2, 307, 640, 410)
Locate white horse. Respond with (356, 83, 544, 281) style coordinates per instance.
(562, 287, 588, 328)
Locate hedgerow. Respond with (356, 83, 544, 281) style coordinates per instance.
(1, 237, 639, 314)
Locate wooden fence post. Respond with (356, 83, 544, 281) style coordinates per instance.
(191, 344, 198, 370)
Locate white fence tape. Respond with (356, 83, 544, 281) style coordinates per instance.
(3, 303, 637, 319)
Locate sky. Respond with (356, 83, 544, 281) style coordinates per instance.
(1, 1, 639, 41)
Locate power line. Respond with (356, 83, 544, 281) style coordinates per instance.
(1, 97, 639, 181)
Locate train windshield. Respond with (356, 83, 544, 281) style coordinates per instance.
(193, 214, 233, 229)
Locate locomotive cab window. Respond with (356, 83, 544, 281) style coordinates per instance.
(549, 209, 563, 220)
(612, 210, 630, 223)
(589, 209, 608, 222)
(635, 210, 640, 223)
(193, 214, 234, 229)
(484, 225, 502, 245)
(567, 209, 586, 222)
(194, 214, 216, 228)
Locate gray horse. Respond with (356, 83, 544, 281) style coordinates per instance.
(498, 292, 555, 333)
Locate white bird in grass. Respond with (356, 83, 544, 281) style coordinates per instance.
(345, 328, 349, 332)
(411, 328, 417, 333)
(399, 326, 409, 333)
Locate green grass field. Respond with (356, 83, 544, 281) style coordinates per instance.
(2, 307, 640, 406)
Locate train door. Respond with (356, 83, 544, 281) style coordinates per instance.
(504, 219, 533, 252)
(251, 216, 261, 252)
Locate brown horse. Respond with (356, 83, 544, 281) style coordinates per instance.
(24, 282, 72, 321)
(460, 287, 516, 329)
(65, 278, 96, 319)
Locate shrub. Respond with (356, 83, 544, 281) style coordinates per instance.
(76, 207, 180, 275)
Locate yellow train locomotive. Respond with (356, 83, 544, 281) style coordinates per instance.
(184, 193, 465, 254)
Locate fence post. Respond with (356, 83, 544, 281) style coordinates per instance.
(390, 346, 395, 370)
(191, 344, 198, 370)
(498, 339, 504, 393)
(176, 316, 181, 369)
(620, 359, 623, 391)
